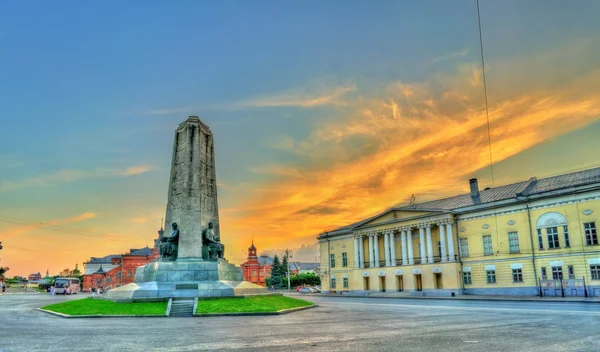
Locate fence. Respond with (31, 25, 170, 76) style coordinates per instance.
(538, 277, 594, 297)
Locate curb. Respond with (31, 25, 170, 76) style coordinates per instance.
(193, 304, 317, 317)
(294, 293, 600, 304)
(36, 308, 168, 318)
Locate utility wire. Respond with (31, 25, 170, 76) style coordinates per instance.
(0, 215, 145, 245)
(477, 0, 495, 189)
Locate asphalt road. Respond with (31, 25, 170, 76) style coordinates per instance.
(1, 292, 599, 352)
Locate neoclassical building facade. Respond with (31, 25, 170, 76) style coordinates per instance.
(318, 167, 600, 296)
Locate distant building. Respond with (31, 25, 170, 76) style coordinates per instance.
(83, 247, 158, 292)
(289, 262, 320, 276)
(28, 272, 42, 282)
(82, 226, 162, 292)
(240, 241, 272, 286)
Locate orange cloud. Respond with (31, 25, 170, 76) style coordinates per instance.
(220, 41, 600, 264)
(0, 165, 153, 192)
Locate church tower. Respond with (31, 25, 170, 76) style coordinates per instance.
(248, 239, 257, 259)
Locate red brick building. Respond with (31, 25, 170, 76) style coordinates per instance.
(240, 241, 273, 286)
(28, 272, 42, 282)
(83, 247, 159, 292)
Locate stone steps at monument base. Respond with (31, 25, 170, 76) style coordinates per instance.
(169, 299, 195, 317)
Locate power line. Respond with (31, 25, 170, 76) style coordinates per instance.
(0, 215, 143, 245)
(476, 0, 495, 189)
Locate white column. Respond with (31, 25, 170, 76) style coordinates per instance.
(368, 235, 374, 267)
(426, 224, 434, 264)
(407, 229, 414, 265)
(390, 232, 397, 266)
(439, 223, 447, 262)
(384, 232, 390, 266)
(401, 230, 408, 265)
(419, 226, 426, 264)
(354, 237, 360, 269)
(447, 223, 455, 262)
(358, 236, 364, 268)
(374, 234, 380, 267)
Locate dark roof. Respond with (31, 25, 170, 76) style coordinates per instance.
(258, 255, 273, 265)
(86, 254, 121, 264)
(95, 265, 105, 274)
(291, 262, 319, 271)
(128, 247, 153, 256)
(320, 167, 600, 237)
(399, 180, 530, 211)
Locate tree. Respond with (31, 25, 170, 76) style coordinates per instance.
(0, 241, 8, 279)
(266, 255, 282, 288)
(280, 255, 289, 288)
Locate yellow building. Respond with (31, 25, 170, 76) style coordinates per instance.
(318, 167, 600, 297)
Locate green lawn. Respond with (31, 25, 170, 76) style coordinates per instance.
(42, 298, 167, 316)
(195, 295, 313, 314)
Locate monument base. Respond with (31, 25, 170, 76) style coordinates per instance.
(105, 258, 268, 302)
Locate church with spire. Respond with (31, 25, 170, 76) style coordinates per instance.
(240, 240, 273, 287)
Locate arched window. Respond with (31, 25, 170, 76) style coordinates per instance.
(536, 212, 568, 250)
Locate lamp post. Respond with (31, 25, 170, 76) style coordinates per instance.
(284, 249, 293, 291)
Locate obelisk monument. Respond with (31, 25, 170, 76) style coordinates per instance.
(163, 116, 220, 259)
(106, 116, 267, 302)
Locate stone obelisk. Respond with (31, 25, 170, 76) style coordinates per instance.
(105, 116, 268, 302)
(163, 116, 219, 259)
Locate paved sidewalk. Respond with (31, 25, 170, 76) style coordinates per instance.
(288, 291, 600, 303)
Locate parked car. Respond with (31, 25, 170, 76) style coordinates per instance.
(298, 287, 312, 294)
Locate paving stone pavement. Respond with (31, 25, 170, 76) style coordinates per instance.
(1, 292, 599, 351)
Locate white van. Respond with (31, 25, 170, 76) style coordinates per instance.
(54, 277, 80, 295)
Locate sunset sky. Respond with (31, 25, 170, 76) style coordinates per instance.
(2, 1, 600, 277)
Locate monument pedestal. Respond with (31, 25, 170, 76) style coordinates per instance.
(105, 258, 268, 302)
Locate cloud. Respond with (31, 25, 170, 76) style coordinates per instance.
(218, 37, 600, 258)
(430, 49, 469, 64)
(3, 211, 98, 239)
(239, 83, 357, 108)
(123, 108, 192, 116)
(121, 165, 153, 176)
(0, 165, 153, 192)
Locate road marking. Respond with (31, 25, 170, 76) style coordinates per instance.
(324, 301, 600, 315)
(463, 341, 479, 343)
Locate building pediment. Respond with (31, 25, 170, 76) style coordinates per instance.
(354, 208, 444, 229)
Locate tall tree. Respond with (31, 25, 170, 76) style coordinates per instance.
(0, 241, 8, 279)
(267, 255, 282, 288)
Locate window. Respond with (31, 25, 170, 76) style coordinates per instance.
(552, 266, 563, 280)
(508, 232, 520, 253)
(547, 227, 559, 249)
(537, 229, 544, 250)
(541, 267, 547, 280)
(459, 238, 469, 258)
(437, 241, 441, 256)
(343, 277, 349, 288)
(342, 252, 348, 267)
(563, 225, 570, 248)
(591, 265, 600, 280)
(486, 270, 496, 284)
(252, 270, 257, 277)
(330, 278, 336, 289)
(463, 271, 472, 285)
(330, 254, 335, 268)
(568, 265, 575, 279)
(512, 269, 523, 282)
(584, 222, 598, 245)
(128, 270, 132, 277)
(483, 235, 493, 256)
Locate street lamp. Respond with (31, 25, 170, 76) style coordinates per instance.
(284, 249, 293, 291)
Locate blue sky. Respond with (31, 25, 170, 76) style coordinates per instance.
(1, 1, 600, 276)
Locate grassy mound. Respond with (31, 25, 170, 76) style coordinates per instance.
(195, 295, 313, 314)
(42, 298, 167, 316)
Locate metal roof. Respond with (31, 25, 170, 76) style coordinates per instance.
(319, 166, 600, 238)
